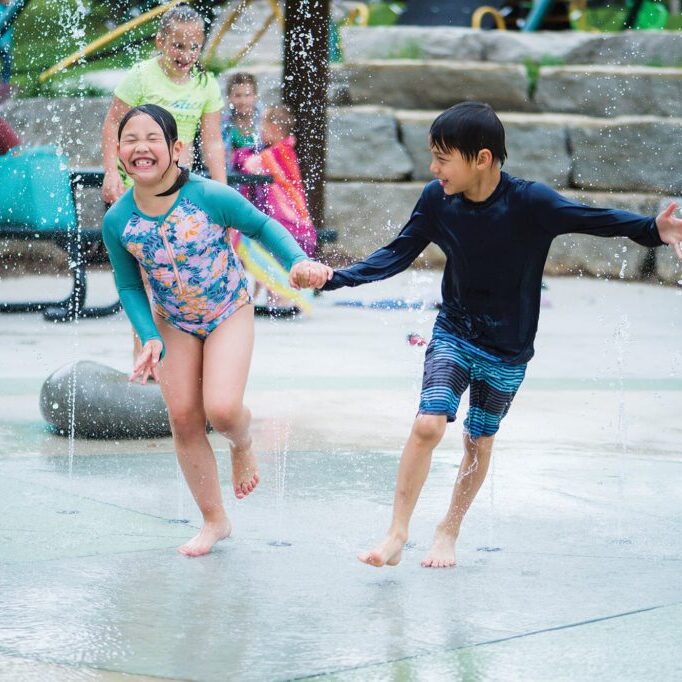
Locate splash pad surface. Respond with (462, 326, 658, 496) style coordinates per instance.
(0, 270, 680, 680)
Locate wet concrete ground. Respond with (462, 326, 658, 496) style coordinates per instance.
(0, 269, 680, 681)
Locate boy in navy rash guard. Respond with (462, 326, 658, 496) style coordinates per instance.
(319, 102, 682, 570)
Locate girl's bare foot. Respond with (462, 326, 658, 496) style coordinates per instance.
(358, 533, 406, 567)
(421, 525, 457, 568)
(177, 518, 232, 557)
(230, 441, 259, 499)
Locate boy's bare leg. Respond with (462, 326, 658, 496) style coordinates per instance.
(358, 414, 447, 567)
(203, 305, 259, 500)
(156, 318, 231, 557)
(421, 433, 495, 568)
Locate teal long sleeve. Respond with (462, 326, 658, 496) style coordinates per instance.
(198, 176, 309, 269)
(102, 212, 164, 353)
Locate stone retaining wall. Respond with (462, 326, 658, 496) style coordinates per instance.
(1, 97, 679, 286)
(341, 27, 682, 66)
(3, 99, 680, 195)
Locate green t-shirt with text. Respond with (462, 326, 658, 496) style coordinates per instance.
(114, 57, 223, 144)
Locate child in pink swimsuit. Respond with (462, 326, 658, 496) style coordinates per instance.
(234, 105, 317, 257)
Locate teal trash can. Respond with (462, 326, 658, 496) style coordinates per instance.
(0, 145, 77, 231)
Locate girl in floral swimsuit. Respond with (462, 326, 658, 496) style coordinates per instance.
(103, 104, 331, 557)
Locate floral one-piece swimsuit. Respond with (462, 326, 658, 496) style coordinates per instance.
(102, 173, 307, 347)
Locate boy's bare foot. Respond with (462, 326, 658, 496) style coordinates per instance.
(421, 525, 457, 568)
(177, 518, 232, 557)
(358, 533, 406, 567)
(230, 441, 259, 499)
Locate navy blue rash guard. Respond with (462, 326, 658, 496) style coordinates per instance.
(324, 173, 664, 365)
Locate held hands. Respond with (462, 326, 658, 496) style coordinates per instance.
(289, 260, 334, 290)
(656, 203, 682, 260)
(129, 339, 163, 384)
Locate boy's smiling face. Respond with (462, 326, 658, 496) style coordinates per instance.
(429, 145, 480, 196)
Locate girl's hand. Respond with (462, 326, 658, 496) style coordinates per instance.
(102, 170, 126, 204)
(129, 340, 163, 384)
(289, 261, 334, 289)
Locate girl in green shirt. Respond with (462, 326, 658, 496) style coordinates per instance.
(101, 4, 225, 204)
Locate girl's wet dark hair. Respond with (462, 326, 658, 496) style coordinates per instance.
(118, 103, 189, 196)
(429, 102, 507, 166)
(158, 3, 208, 85)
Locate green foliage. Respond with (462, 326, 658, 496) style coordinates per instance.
(385, 40, 424, 60)
(10, 0, 156, 97)
(524, 56, 565, 98)
(367, 2, 405, 27)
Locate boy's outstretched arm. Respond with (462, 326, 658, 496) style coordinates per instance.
(655, 202, 682, 259)
(322, 208, 433, 292)
(323, 229, 430, 292)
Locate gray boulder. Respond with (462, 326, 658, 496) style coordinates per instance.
(40, 361, 171, 439)
(341, 60, 532, 111)
(566, 31, 682, 66)
(535, 66, 682, 118)
(340, 26, 485, 61)
(569, 117, 682, 193)
(327, 107, 413, 181)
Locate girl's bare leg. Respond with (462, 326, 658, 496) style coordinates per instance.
(358, 414, 447, 567)
(203, 304, 259, 500)
(421, 433, 495, 568)
(156, 317, 231, 557)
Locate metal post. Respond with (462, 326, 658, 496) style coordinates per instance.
(282, 0, 329, 228)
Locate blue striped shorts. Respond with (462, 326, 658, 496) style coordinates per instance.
(418, 329, 527, 438)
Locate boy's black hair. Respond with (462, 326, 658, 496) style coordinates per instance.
(429, 102, 507, 166)
(117, 103, 189, 197)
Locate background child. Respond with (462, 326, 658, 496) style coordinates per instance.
(238, 105, 316, 257)
(316, 101, 682, 570)
(221, 71, 262, 172)
(101, 3, 225, 204)
(102, 104, 330, 557)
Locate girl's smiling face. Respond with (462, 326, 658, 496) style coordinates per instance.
(156, 20, 204, 80)
(118, 113, 182, 186)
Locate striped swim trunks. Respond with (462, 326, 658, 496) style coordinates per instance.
(418, 328, 527, 438)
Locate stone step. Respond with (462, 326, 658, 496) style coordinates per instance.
(63, 59, 682, 121)
(2, 182, 676, 287)
(341, 26, 682, 67)
(3, 98, 681, 195)
(396, 110, 682, 194)
(536, 65, 682, 118)
(203, 13, 682, 69)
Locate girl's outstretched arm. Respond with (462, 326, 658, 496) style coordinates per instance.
(102, 212, 164, 356)
(204, 181, 309, 270)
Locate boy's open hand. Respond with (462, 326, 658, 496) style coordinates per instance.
(656, 203, 682, 259)
(289, 260, 334, 289)
(129, 339, 163, 384)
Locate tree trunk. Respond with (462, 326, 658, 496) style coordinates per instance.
(282, 0, 329, 228)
